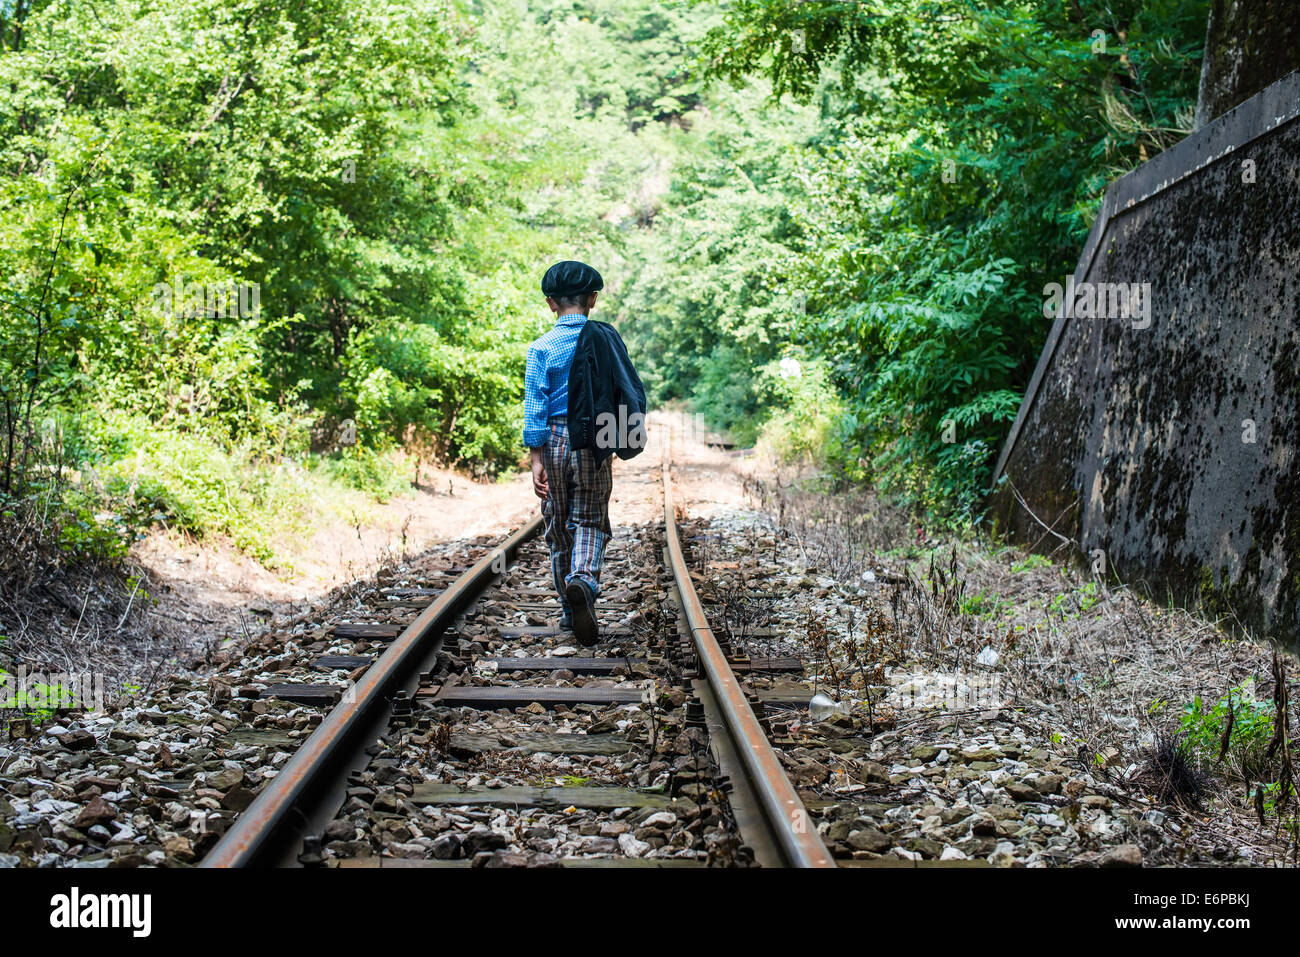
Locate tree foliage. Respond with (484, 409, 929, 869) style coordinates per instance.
(0, 0, 1214, 567)
(673, 0, 1209, 517)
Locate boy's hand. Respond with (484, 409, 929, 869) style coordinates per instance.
(530, 448, 549, 499)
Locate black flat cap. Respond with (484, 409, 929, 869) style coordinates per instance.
(541, 260, 604, 299)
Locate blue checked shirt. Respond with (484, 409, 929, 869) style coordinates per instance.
(523, 312, 588, 448)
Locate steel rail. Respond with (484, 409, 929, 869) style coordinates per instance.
(202, 514, 544, 868)
(660, 432, 835, 868)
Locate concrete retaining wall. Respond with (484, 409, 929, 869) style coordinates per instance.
(989, 70, 1300, 648)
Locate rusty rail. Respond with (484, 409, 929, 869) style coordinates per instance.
(201, 515, 544, 868)
(204, 431, 830, 867)
(660, 431, 836, 868)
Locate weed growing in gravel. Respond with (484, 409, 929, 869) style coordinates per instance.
(715, 577, 762, 657)
(958, 589, 1012, 619)
(1180, 682, 1276, 781)
(1259, 652, 1296, 843)
(1046, 582, 1102, 618)
(1011, 554, 1052, 573)
(0, 671, 58, 726)
(841, 602, 890, 728)
(802, 603, 842, 699)
(429, 717, 452, 757)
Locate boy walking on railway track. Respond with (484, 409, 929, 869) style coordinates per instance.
(523, 261, 647, 646)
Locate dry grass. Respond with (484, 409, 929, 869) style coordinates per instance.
(0, 485, 190, 710)
(743, 472, 1299, 866)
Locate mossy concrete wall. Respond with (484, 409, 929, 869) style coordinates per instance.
(1196, 0, 1300, 128)
(989, 71, 1300, 648)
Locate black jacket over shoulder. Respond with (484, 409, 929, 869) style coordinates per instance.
(567, 320, 647, 463)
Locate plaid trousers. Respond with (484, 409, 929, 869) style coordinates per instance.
(540, 417, 612, 607)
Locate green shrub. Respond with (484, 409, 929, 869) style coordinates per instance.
(753, 353, 844, 466)
(340, 320, 526, 476)
(55, 487, 131, 562)
(311, 446, 410, 500)
(1180, 682, 1276, 781)
(816, 255, 1030, 522)
(90, 411, 312, 565)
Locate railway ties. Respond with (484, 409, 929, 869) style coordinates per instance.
(201, 445, 835, 869)
(323, 533, 743, 869)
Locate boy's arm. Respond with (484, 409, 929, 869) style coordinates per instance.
(523, 345, 550, 499)
(530, 447, 549, 499)
(523, 345, 549, 448)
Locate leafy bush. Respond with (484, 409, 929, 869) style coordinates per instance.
(753, 354, 844, 466)
(311, 446, 411, 501)
(82, 410, 319, 565)
(816, 256, 1031, 519)
(1180, 682, 1276, 781)
(55, 488, 131, 563)
(340, 320, 526, 476)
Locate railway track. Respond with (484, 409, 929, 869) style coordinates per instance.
(201, 437, 835, 868)
(3, 431, 1190, 871)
